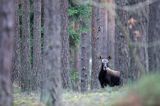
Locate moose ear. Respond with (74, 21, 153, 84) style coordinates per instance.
(99, 56, 102, 59)
(108, 56, 112, 60)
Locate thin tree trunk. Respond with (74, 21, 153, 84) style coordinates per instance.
(71, 46, 81, 91)
(21, 0, 31, 92)
(101, 0, 108, 58)
(41, 0, 62, 105)
(80, 32, 90, 92)
(12, 0, 21, 84)
(115, 0, 130, 84)
(60, 0, 71, 89)
(32, 0, 42, 90)
(68, 20, 81, 91)
(107, 0, 115, 68)
(148, 0, 160, 72)
(101, 0, 115, 68)
(91, 0, 103, 89)
(0, 0, 15, 105)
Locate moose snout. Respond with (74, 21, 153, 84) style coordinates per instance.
(103, 66, 108, 70)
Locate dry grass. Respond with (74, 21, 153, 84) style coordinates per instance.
(62, 87, 126, 106)
(13, 74, 160, 106)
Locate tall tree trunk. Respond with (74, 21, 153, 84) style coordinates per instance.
(80, 32, 90, 92)
(107, 0, 115, 68)
(71, 46, 81, 91)
(91, 0, 103, 89)
(69, 21, 81, 91)
(73, 22, 81, 91)
(101, 0, 108, 58)
(148, 0, 160, 72)
(40, 0, 46, 101)
(115, 0, 130, 84)
(91, 0, 115, 88)
(42, 0, 62, 105)
(21, 0, 31, 92)
(32, 0, 42, 90)
(0, 0, 15, 105)
(12, 0, 21, 84)
(60, 0, 71, 89)
(101, 0, 115, 67)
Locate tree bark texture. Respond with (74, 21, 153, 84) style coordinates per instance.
(12, 0, 21, 84)
(115, 0, 130, 84)
(32, 0, 42, 90)
(0, 0, 15, 105)
(42, 0, 62, 105)
(107, 0, 115, 68)
(148, 0, 160, 72)
(91, 0, 103, 89)
(71, 47, 81, 91)
(100, 0, 108, 59)
(80, 32, 90, 92)
(101, 0, 115, 68)
(60, 0, 71, 89)
(21, 0, 31, 91)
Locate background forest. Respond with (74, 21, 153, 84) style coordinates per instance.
(0, 0, 160, 106)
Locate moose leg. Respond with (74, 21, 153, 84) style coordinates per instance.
(99, 80, 105, 88)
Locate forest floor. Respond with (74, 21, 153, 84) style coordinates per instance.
(13, 74, 160, 106)
(62, 87, 127, 106)
(13, 86, 127, 106)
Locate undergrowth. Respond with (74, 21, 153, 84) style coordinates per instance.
(13, 74, 160, 106)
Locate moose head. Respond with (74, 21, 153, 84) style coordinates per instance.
(99, 56, 112, 71)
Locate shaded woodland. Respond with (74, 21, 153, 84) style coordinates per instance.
(0, 0, 160, 106)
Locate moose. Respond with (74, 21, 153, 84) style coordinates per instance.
(98, 56, 121, 88)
